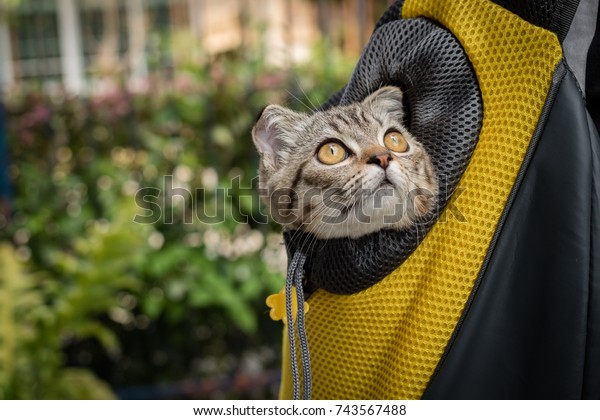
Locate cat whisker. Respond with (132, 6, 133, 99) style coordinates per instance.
(285, 89, 316, 113)
(294, 79, 320, 113)
(284, 204, 329, 246)
(288, 203, 332, 247)
(286, 206, 324, 246)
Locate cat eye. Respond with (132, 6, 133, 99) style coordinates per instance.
(384, 131, 409, 153)
(317, 141, 349, 165)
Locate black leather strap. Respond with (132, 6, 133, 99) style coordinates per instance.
(586, 3, 600, 132)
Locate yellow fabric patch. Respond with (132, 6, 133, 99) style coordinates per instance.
(266, 287, 309, 324)
(279, 0, 562, 399)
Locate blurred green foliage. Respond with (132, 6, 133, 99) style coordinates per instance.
(0, 44, 354, 398)
(0, 242, 116, 399)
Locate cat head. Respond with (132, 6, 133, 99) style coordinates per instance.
(252, 86, 438, 239)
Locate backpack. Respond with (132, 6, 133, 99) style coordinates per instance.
(274, 0, 600, 399)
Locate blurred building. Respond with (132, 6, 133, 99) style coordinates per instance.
(0, 0, 387, 94)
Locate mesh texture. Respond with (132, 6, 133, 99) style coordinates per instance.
(279, 0, 563, 399)
(286, 17, 483, 295)
(493, 0, 558, 30)
(492, 0, 580, 41)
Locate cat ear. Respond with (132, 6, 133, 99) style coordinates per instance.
(252, 105, 302, 170)
(362, 86, 404, 117)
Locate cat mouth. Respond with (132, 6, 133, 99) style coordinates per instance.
(362, 179, 398, 201)
(377, 174, 398, 189)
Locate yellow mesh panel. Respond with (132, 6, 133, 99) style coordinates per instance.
(279, 0, 562, 399)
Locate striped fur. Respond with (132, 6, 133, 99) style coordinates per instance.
(252, 86, 437, 239)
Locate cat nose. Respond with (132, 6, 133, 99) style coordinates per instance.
(367, 152, 392, 169)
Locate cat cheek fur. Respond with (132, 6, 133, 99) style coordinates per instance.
(388, 146, 438, 218)
(252, 105, 308, 222)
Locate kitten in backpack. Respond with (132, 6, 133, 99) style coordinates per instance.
(252, 86, 437, 239)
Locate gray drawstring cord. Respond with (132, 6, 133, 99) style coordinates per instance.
(295, 256, 311, 400)
(285, 250, 311, 400)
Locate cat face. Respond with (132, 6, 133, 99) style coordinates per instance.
(252, 86, 437, 239)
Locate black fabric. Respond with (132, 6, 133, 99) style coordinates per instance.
(373, 0, 404, 30)
(285, 16, 483, 295)
(492, 0, 580, 42)
(584, 106, 600, 399)
(586, 3, 600, 132)
(423, 68, 600, 399)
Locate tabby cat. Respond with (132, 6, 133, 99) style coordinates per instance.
(252, 86, 437, 239)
